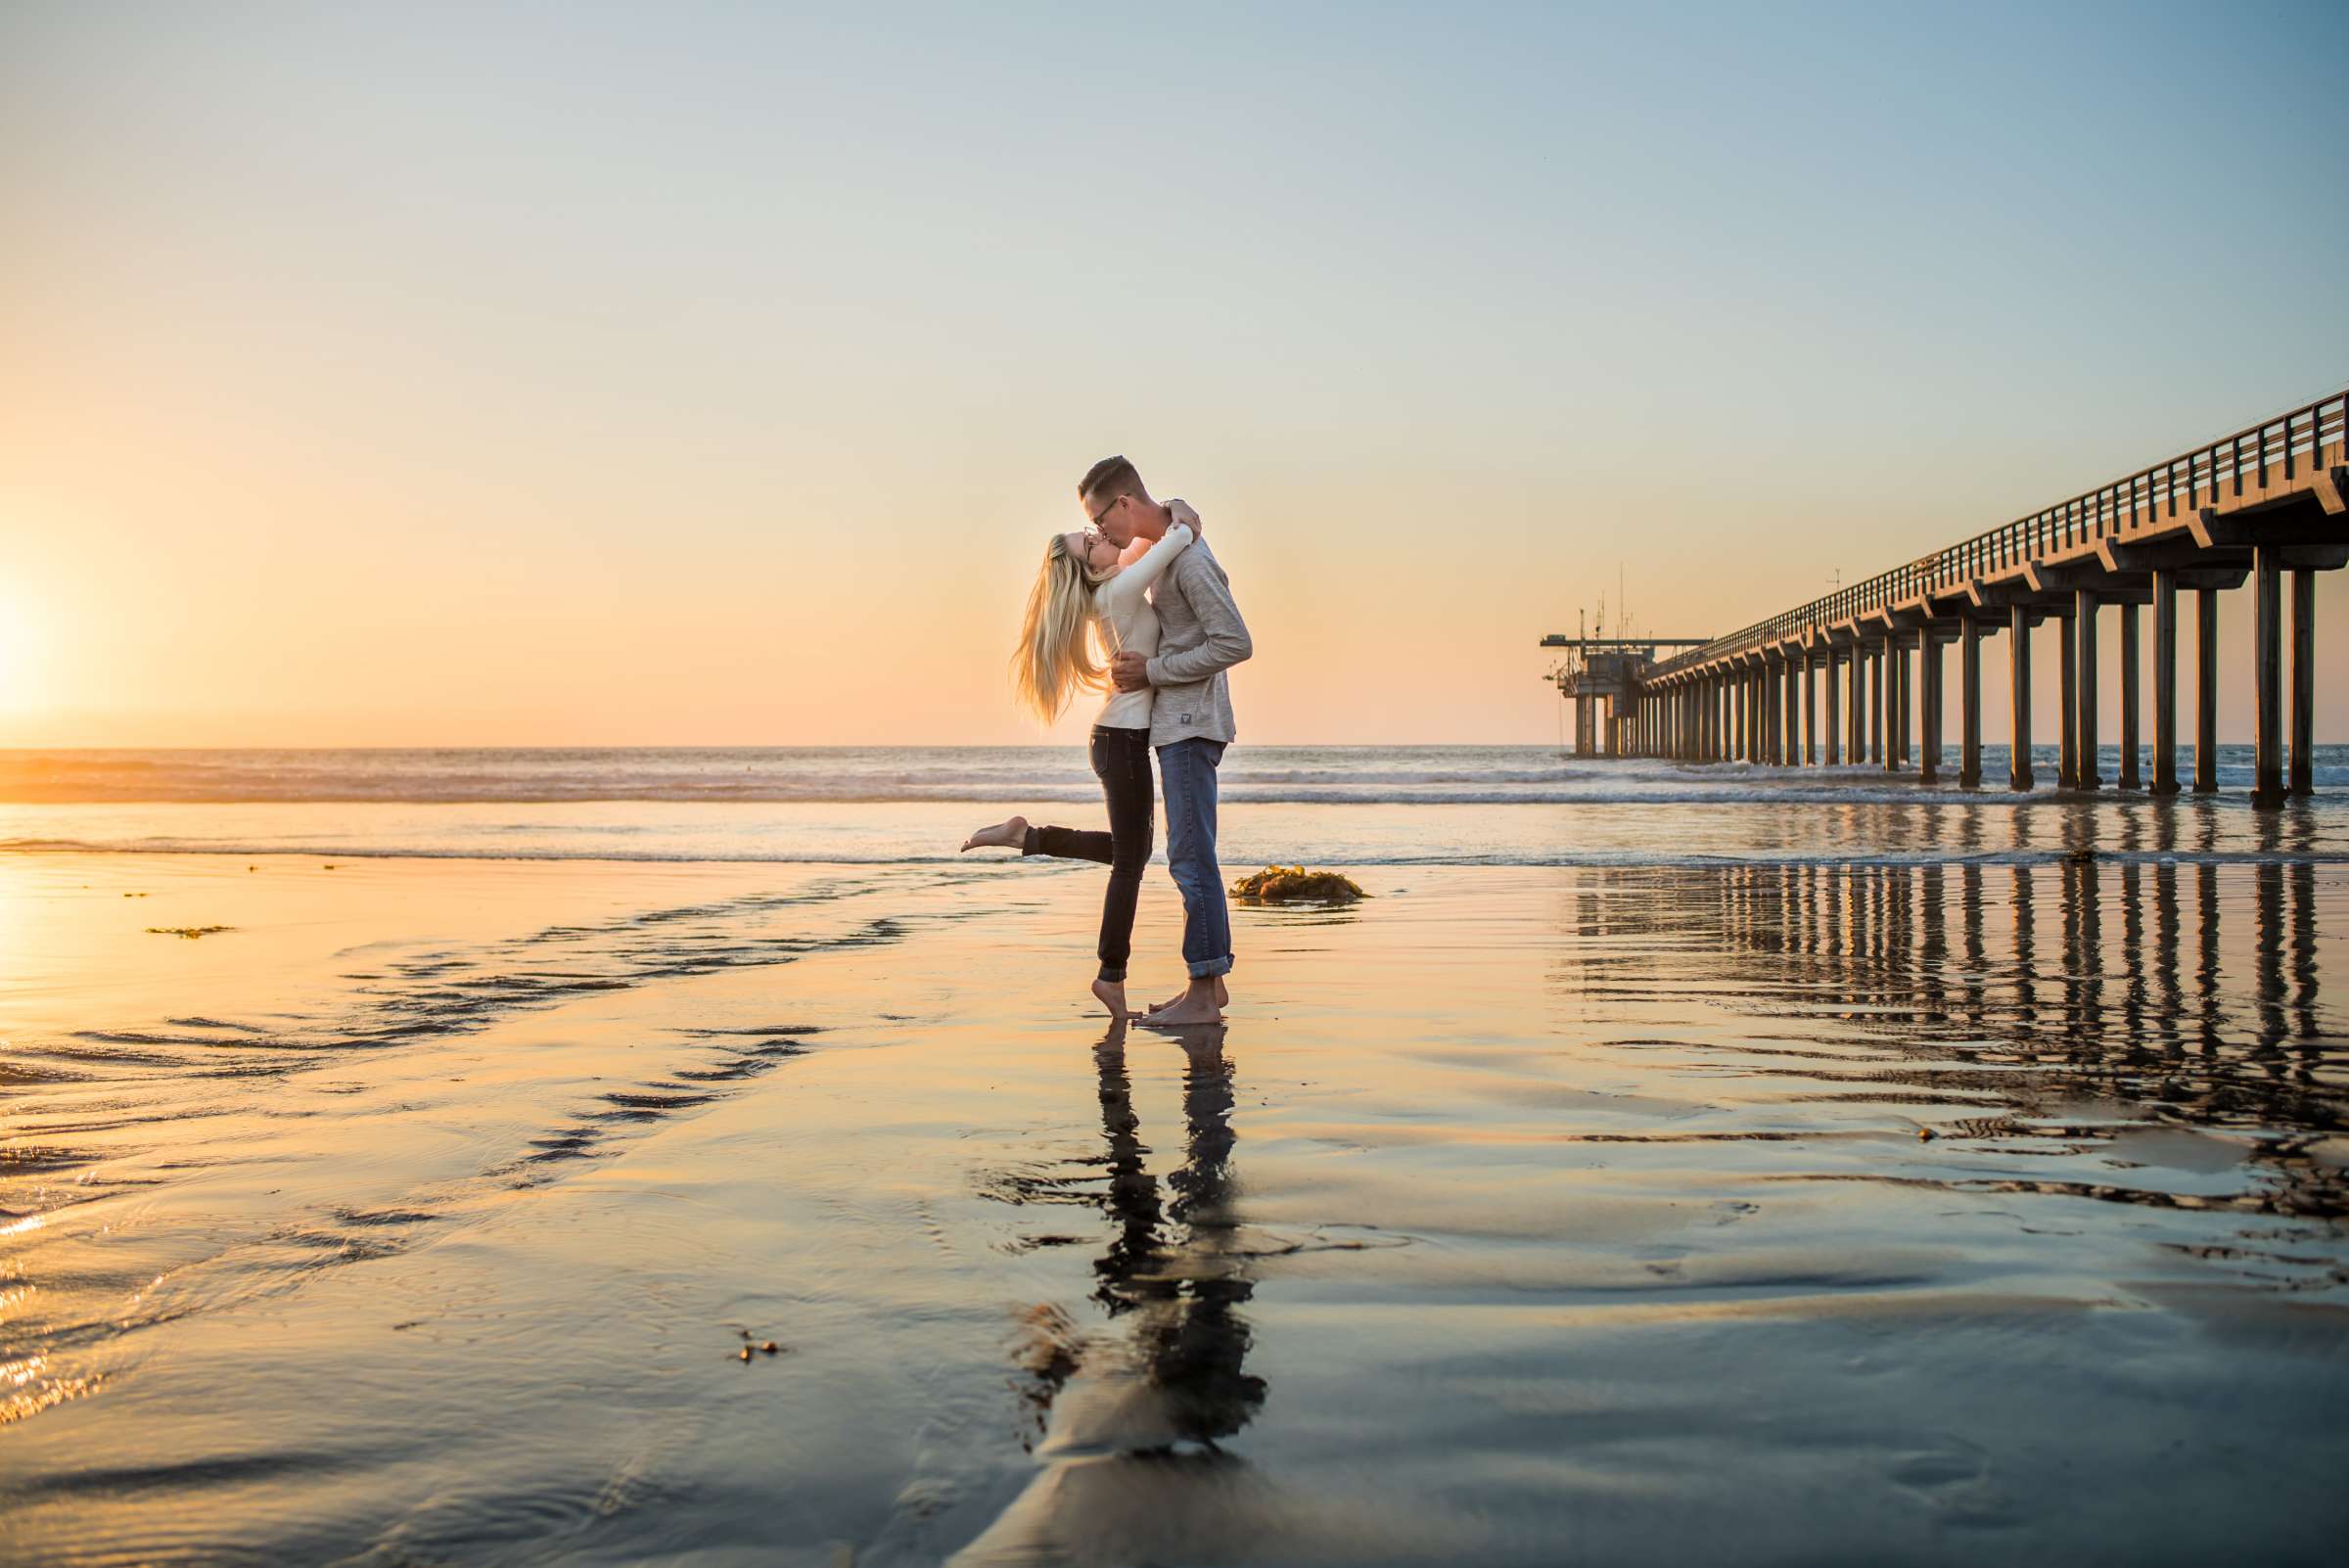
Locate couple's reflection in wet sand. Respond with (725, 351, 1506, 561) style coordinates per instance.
(954, 1021, 1267, 1565)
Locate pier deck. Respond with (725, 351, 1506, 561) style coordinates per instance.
(1566, 391, 2348, 805)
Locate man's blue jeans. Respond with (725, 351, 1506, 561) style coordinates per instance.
(1157, 738, 1233, 980)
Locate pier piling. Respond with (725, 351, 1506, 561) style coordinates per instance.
(2253, 546, 2283, 808)
(1959, 618, 1984, 789)
(2057, 606, 2078, 790)
(2291, 568, 2315, 797)
(2118, 602, 2141, 790)
(1920, 631, 1943, 784)
(1869, 646, 1885, 766)
(1824, 651, 1842, 765)
(2152, 571, 2180, 795)
(2195, 587, 2219, 794)
(2076, 590, 2101, 790)
(1803, 654, 1818, 764)
(2010, 605, 2035, 791)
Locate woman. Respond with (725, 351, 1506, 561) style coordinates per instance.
(960, 501, 1199, 1018)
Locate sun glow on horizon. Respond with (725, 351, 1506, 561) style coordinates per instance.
(0, 591, 49, 717)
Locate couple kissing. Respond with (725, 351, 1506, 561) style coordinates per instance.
(961, 455, 1253, 1027)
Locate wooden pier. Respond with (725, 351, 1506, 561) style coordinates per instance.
(1551, 391, 2347, 806)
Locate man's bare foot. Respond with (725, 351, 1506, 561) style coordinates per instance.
(959, 815, 1028, 853)
(1090, 977, 1130, 1019)
(1149, 976, 1228, 1014)
(1142, 978, 1224, 1028)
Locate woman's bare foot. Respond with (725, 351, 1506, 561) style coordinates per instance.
(959, 815, 1028, 853)
(1149, 976, 1228, 1014)
(1089, 977, 1129, 1018)
(1143, 977, 1225, 1027)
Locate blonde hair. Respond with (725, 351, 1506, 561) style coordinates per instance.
(1012, 534, 1114, 723)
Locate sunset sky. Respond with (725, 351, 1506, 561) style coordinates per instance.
(4, 2, 2344, 748)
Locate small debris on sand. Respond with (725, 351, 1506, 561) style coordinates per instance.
(732, 1328, 787, 1360)
(1231, 865, 1369, 903)
(148, 926, 232, 940)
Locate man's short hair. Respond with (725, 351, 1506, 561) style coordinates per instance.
(1078, 455, 1144, 507)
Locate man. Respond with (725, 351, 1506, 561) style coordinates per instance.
(1079, 454, 1253, 1026)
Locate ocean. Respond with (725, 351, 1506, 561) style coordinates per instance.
(2, 743, 2344, 868)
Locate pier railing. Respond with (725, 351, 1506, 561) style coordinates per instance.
(1650, 389, 2348, 676)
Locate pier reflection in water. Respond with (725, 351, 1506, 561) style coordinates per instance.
(1558, 854, 2342, 1217)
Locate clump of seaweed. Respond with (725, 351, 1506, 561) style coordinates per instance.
(147, 925, 232, 940)
(1230, 865, 1368, 904)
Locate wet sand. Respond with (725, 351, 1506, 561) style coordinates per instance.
(4, 851, 2346, 1564)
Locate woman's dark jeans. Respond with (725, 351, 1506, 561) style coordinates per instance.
(1023, 725, 1154, 983)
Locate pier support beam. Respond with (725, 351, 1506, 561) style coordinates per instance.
(1888, 647, 1907, 769)
(2291, 569, 2315, 798)
(2253, 546, 2283, 808)
(1775, 657, 1794, 764)
(2009, 605, 2035, 791)
(1848, 648, 1865, 764)
(1883, 646, 1902, 773)
(1869, 645, 1885, 766)
(2152, 571, 2180, 795)
(2194, 587, 2218, 794)
(2076, 590, 2100, 790)
(1920, 632, 1943, 784)
(1959, 619, 1984, 789)
(1895, 645, 1911, 771)
(2118, 602, 2141, 790)
(1803, 656, 1818, 764)
(1823, 651, 1841, 765)
(1776, 663, 1787, 763)
(2056, 606, 2078, 790)
(1779, 657, 1793, 765)
(1784, 655, 1800, 765)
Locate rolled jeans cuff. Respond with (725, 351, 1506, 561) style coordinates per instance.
(1097, 962, 1127, 984)
(1188, 955, 1234, 980)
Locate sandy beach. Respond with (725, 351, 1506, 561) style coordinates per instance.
(6, 835, 2344, 1565)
